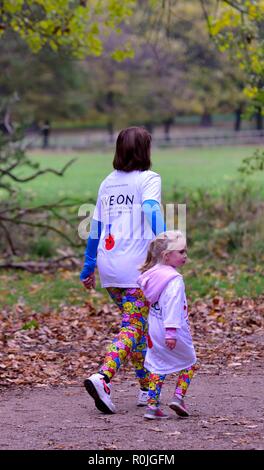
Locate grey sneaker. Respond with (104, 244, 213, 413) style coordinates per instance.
(137, 390, 148, 406)
(84, 373, 116, 414)
(169, 396, 189, 417)
(144, 407, 169, 420)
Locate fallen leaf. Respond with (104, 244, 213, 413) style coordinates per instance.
(0, 293, 263, 386)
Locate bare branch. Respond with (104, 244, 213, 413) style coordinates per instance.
(0, 215, 81, 247)
(49, 207, 76, 226)
(0, 255, 82, 273)
(1, 158, 26, 174)
(0, 221, 16, 255)
(200, 0, 214, 38)
(0, 198, 83, 217)
(0, 182, 14, 195)
(223, 1, 247, 14)
(0, 158, 76, 183)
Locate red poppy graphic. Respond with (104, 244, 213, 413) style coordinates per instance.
(105, 234, 115, 250)
(147, 334, 153, 349)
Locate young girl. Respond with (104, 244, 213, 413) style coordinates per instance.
(137, 230, 196, 420)
(80, 127, 166, 414)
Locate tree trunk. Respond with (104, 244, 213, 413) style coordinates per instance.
(200, 111, 212, 127)
(234, 106, 243, 131)
(255, 106, 263, 130)
(107, 121, 114, 143)
(163, 118, 173, 141)
(145, 122, 154, 134)
(42, 120, 51, 148)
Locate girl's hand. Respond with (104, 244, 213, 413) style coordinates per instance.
(165, 338, 176, 350)
(82, 273, 96, 290)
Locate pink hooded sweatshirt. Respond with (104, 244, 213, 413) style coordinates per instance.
(137, 264, 181, 339)
(137, 263, 180, 304)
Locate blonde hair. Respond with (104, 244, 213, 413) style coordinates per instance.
(139, 230, 186, 273)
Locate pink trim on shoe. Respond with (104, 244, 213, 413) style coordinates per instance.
(144, 407, 169, 420)
(169, 396, 189, 417)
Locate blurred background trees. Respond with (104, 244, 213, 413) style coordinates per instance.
(1, 0, 263, 134)
(0, 0, 136, 58)
(0, 0, 263, 310)
(199, 0, 264, 107)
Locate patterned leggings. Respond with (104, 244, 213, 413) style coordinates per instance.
(148, 365, 195, 409)
(99, 287, 150, 389)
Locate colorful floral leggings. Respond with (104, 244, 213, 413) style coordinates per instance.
(148, 365, 195, 409)
(99, 287, 150, 389)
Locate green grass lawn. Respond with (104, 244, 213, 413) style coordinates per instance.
(11, 145, 264, 204)
(1, 260, 263, 312)
(1, 145, 263, 311)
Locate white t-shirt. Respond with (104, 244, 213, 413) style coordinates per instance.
(144, 277, 196, 374)
(93, 170, 161, 287)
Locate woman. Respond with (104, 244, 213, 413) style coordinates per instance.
(80, 127, 165, 414)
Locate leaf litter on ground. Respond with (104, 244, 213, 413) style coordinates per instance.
(0, 293, 263, 386)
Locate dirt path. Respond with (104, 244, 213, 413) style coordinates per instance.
(0, 365, 263, 451)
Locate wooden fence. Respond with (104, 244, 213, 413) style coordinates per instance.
(25, 129, 264, 150)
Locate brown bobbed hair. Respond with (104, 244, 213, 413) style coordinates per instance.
(113, 127, 152, 172)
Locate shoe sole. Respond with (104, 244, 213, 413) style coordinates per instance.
(144, 415, 169, 420)
(84, 379, 115, 414)
(169, 403, 189, 417)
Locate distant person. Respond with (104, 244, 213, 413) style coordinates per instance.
(41, 120, 51, 148)
(80, 126, 166, 414)
(137, 230, 196, 420)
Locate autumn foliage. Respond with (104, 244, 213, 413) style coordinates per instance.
(0, 293, 263, 387)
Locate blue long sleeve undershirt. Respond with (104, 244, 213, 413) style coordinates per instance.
(80, 199, 166, 280)
(142, 199, 166, 236)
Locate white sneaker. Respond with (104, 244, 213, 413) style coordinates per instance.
(137, 389, 149, 406)
(84, 373, 116, 414)
(169, 395, 189, 417)
(144, 407, 169, 420)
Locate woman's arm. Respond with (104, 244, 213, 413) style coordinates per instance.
(142, 199, 166, 235)
(80, 219, 102, 281)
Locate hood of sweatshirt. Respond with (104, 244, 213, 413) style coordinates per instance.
(137, 264, 181, 304)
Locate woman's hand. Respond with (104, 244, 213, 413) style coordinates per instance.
(165, 338, 176, 350)
(82, 273, 96, 290)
